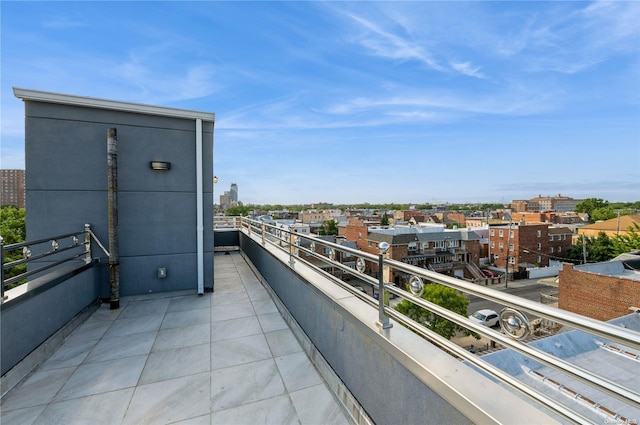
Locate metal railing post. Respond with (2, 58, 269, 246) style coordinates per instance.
(84, 224, 92, 263)
(377, 242, 392, 330)
(1, 236, 5, 300)
(289, 231, 295, 267)
(261, 222, 266, 245)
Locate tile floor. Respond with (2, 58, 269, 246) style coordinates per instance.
(0, 252, 351, 425)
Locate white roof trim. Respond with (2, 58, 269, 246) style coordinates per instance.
(13, 87, 215, 122)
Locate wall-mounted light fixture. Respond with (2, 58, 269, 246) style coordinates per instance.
(150, 161, 171, 170)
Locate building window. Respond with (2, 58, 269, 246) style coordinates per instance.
(490, 229, 494, 236)
(510, 230, 514, 238)
(490, 241, 495, 249)
(549, 235, 553, 241)
(549, 247, 554, 253)
(499, 230, 504, 237)
(508, 256, 515, 264)
(499, 242, 504, 250)
(537, 243, 542, 250)
(358, 232, 362, 239)
(558, 246, 562, 253)
(537, 255, 542, 263)
(509, 244, 514, 252)
(537, 230, 541, 237)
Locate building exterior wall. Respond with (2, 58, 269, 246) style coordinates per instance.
(559, 264, 640, 321)
(0, 169, 26, 208)
(19, 94, 214, 296)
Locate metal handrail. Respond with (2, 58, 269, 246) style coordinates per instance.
(233, 216, 640, 423)
(1, 224, 106, 299)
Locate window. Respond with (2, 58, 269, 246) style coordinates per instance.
(490, 229, 494, 236)
(499, 230, 504, 237)
(558, 246, 562, 253)
(508, 256, 515, 264)
(434, 241, 445, 249)
(537, 243, 542, 250)
(490, 241, 495, 249)
(549, 247, 554, 253)
(509, 244, 514, 252)
(499, 242, 504, 250)
(537, 255, 542, 263)
(358, 232, 362, 239)
(510, 230, 514, 238)
(537, 230, 542, 237)
(549, 235, 553, 241)
(447, 240, 458, 248)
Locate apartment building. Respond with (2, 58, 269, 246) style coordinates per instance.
(510, 194, 582, 213)
(0, 169, 26, 208)
(489, 222, 550, 270)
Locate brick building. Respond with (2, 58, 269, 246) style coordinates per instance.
(489, 223, 550, 269)
(0, 169, 26, 208)
(559, 260, 640, 321)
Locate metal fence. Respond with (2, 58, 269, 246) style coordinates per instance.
(229, 216, 640, 424)
(1, 224, 106, 300)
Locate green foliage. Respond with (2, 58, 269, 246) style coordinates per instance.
(575, 198, 608, 219)
(319, 219, 339, 236)
(1, 206, 27, 287)
(394, 284, 478, 340)
(590, 207, 616, 222)
(381, 212, 389, 226)
(1, 206, 26, 244)
(225, 205, 252, 216)
(566, 228, 640, 264)
(611, 223, 640, 254)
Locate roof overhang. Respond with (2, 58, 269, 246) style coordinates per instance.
(13, 87, 215, 122)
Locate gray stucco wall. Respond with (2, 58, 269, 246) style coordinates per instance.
(1, 265, 100, 376)
(24, 100, 214, 295)
(239, 232, 472, 425)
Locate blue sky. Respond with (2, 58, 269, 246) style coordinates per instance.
(1, 1, 639, 205)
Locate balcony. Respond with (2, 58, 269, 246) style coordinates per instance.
(2, 218, 640, 424)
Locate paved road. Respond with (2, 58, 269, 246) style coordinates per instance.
(466, 279, 558, 322)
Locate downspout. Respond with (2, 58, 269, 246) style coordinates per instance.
(196, 119, 204, 295)
(107, 128, 120, 309)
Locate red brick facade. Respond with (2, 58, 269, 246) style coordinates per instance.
(559, 264, 640, 321)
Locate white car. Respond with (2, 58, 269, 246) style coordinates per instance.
(468, 309, 500, 327)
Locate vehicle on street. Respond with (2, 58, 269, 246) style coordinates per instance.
(468, 309, 500, 327)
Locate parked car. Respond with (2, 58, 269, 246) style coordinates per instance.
(468, 309, 500, 327)
(481, 269, 497, 278)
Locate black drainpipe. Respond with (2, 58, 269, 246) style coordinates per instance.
(107, 127, 120, 309)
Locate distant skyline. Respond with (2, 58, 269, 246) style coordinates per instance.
(1, 1, 639, 204)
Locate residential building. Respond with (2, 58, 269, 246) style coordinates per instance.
(0, 169, 26, 208)
(547, 226, 573, 260)
(559, 254, 640, 321)
(489, 222, 550, 271)
(577, 214, 640, 239)
(511, 194, 582, 213)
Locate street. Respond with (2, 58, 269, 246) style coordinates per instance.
(465, 279, 558, 323)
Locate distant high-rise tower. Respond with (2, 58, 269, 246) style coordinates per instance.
(230, 183, 238, 203)
(0, 169, 26, 208)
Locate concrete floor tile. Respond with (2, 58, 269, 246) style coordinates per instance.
(139, 343, 210, 385)
(211, 359, 285, 412)
(161, 307, 211, 330)
(33, 388, 133, 425)
(211, 316, 262, 342)
(84, 331, 156, 363)
(153, 323, 211, 351)
(0, 367, 76, 411)
(265, 329, 303, 358)
(122, 372, 210, 425)
(275, 352, 323, 393)
(210, 394, 299, 425)
(290, 384, 350, 425)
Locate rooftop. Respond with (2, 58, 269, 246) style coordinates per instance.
(0, 252, 351, 425)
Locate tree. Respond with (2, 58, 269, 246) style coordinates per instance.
(1, 206, 27, 286)
(225, 205, 252, 216)
(381, 212, 389, 226)
(319, 219, 339, 236)
(612, 223, 640, 255)
(0, 206, 26, 244)
(566, 232, 615, 263)
(575, 198, 608, 221)
(394, 283, 478, 340)
(590, 207, 616, 222)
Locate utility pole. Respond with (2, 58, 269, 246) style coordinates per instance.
(505, 221, 512, 288)
(582, 234, 587, 264)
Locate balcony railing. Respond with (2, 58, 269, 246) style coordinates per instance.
(233, 216, 640, 424)
(1, 224, 107, 301)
